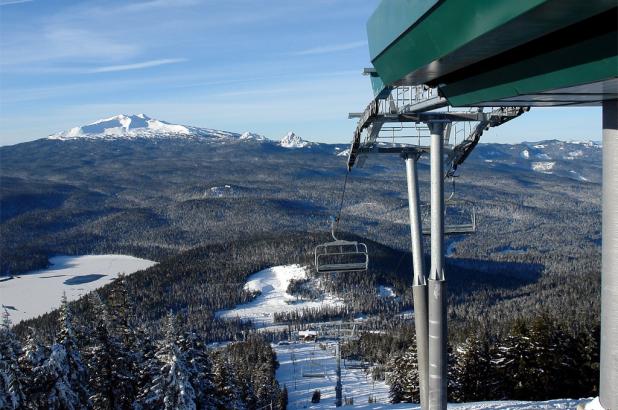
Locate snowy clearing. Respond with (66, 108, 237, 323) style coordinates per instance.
(274, 340, 392, 409)
(216, 265, 343, 328)
(0, 255, 156, 324)
(531, 161, 556, 173)
(273, 341, 585, 409)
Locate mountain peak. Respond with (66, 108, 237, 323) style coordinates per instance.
(49, 114, 195, 140)
(240, 131, 267, 141)
(280, 131, 311, 148)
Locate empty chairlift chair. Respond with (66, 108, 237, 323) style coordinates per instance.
(315, 218, 369, 273)
(421, 181, 477, 235)
(315, 240, 368, 273)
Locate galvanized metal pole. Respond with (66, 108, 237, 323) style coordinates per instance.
(336, 341, 342, 407)
(428, 122, 447, 410)
(405, 154, 429, 409)
(600, 98, 618, 410)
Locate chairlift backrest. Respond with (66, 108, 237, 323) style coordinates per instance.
(314, 239, 369, 273)
(421, 199, 476, 235)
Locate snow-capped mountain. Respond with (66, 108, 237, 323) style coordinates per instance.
(48, 114, 239, 141)
(239, 131, 267, 141)
(468, 139, 601, 182)
(279, 132, 312, 148)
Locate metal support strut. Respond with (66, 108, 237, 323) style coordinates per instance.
(405, 153, 429, 409)
(428, 122, 447, 410)
(600, 99, 617, 410)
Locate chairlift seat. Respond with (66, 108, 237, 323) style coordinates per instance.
(314, 240, 369, 273)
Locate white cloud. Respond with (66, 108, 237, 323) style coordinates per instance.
(119, 0, 201, 12)
(294, 41, 367, 56)
(88, 58, 187, 73)
(0, 0, 34, 6)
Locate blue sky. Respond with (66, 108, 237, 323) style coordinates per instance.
(0, 0, 602, 146)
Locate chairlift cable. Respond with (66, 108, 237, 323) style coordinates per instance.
(334, 170, 350, 234)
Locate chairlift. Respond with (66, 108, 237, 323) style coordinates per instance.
(314, 217, 369, 274)
(302, 346, 326, 378)
(421, 178, 477, 235)
(344, 359, 370, 370)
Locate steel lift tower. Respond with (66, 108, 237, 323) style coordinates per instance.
(348, 1, 618, 409)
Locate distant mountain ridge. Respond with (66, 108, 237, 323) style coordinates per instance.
(48, 114, 315, 149)
(42, 114, 602, 183)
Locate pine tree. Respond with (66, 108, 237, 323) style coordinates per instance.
(0, 309, 26, 409)
(137, 313, 197, 410)
(106, 275, 140, 406)
(35, 294, 90, 410)
(211, 353, 244, 410)
(451, 335, 492, 402)
(177, 331, 217, 410)
(387, 341, 419, 403)
(87, 291, 138, 410)
(57, 293, 90, 407)
(18, 328, 49, 408)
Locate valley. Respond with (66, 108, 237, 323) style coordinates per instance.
(0, 115, 603, 408)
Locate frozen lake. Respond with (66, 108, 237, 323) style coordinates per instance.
(0, 255, 156, 324)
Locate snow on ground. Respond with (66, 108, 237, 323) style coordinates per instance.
(210, 185, 233, 197)
(377, 286, 395, 298)
(274, 341, 585, 409)
(531, 161, 555, 173)
(569, 170, 588, 182)
(0, 255, 156, 324)
(216, 265, 343, 328)
(446, 237, 466, 257)
(274, 340, 391, 409)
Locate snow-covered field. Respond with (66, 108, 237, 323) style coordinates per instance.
(273, 341, 587, 409)
(274, 340, 392, 409)
(216, 265, 343, 328)
(0, 255, 156, 324)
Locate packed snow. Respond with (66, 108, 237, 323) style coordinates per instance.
(273, 341, 587, 409)
(280, 132, 312, 148)
(216, 265, 343, 327)
(531, 162, 555, 173)
(0, 255, 156, 324)
(569, 170, 588, 182)
(210, 185, 233, 197)
(377, 286, 395, 298)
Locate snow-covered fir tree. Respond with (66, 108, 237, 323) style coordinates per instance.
(106, 274, 140, 405)
(0, 309, 26, 409)
(18, 328, 49, 408)
(136, 313, 196, 410)
(387, 340, 419, 403)
(86, 291, 139, 409)
(176, 331, 218, 410)
(211, 353, 244, 410)
(33, 294, 91, 409)
(57, 293, 90, 406)
(451, 335, 492, 402)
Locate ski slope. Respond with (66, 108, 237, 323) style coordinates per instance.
(273, 341, 587, 409)
(216, 265, 343, 328)
(0, 255, 156, 324)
